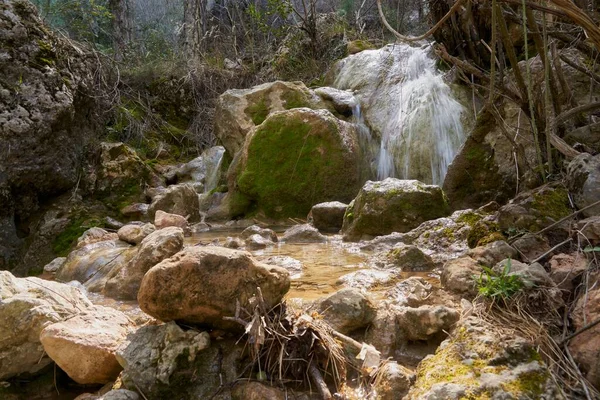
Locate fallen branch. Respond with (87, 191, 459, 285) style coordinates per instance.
(309, 362, 332, 400)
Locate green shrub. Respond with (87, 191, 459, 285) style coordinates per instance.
(475, 259, 525, 300)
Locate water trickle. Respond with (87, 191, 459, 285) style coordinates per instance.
(203, 146, 225, 193)
(335, 44, 467, 185)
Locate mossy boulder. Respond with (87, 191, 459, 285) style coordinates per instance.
(405, 316, 561, 399)
(230, 108, 367, 219)
(214, 81, 328, 156)
(342, 178, 450, 241)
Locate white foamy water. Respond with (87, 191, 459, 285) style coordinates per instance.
(335, 44, 467, 185)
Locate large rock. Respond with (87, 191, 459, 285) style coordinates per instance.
(117, 223, 156, 245)
(229, 108, 368, 218)
(309, 201, 348, 232)
(567, 153, 600, 217)
(0, 0, 104, 268)
(342, 178, 450, 241)
(316, 288, 376, 334)
(148, 183, 201, 222)
(0, 271, 92, 380)
(116, 322, 211, 397)
(104, 227, 184, 300)
(214, 81, 327, 156)
(56, 240, 136, 293)
(138, 246, 290, 330)
(154, 210, 188, 230)
(281, 224, 327, 243)
(405, 317, 561, 399)
(40, 306, 134, 384)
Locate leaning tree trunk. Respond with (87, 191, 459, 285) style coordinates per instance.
(182, 0, 207, 60)
(109, 0, 133, 62)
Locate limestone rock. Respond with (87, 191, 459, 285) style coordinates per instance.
(40, 306, 134, 384)
(148, 183, 201, 222)
(372, 361, 415, 400)
(117, 223, 156, 245)
(577, 216, 600, 245)
(43, 256, 66, 274)
(549, 253, 587, 294)
(316, 288, 376, 334)
(104, 227, 184, 300)
(175, 146, 226, 193)
(116, 322, 210, 396)
(467, 240, 517, 267)
(154, 210, 188, 230)
(384, 277, 434, 307)
(569, 286, 600, 389)
(567, 153, 600, 217)
(229, 108, 367, 218)
(511, 233, 551, 262)
(0, 271, 92, 380)
(245, 234, 274, 250)
(309, 201, 348, 232)
(338, 268, 399, 291)
(257, 256, 303, 279)
(138, 246, 290, 330)
(120, 203, 149, 219)
(214, 81, 327, 156)
(224, 237, 244, 249)
(281, 224, 327, 243)
(240, 225, 278, 242)
(76, 227, 118, 249)
(441, 256, 481, 296)
(405, 317, 561, 399)
(381, 243, 436, 272)
(342, 178, 450, 241)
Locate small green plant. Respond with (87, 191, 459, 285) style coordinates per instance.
(475, 259, 525, 300)
(583, 246, 600, 253)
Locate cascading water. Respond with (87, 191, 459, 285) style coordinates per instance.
(203, 146, 225, 193)
(334, 44, 468, 185)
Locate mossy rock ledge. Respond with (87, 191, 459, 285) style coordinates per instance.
(342, 178, 450, 241)
(229, 108, 367, 219)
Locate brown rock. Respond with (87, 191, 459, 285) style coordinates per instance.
(154, 210, 188, 230)
(76, 228, 118, 249)
(569, 286, 600, 389)
(138, 246, 290, 330)
(117, 223, 156, 245)
(549, 253, 587, 294)
(40, 306, 134, 384)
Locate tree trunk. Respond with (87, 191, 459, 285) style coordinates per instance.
(182, 0, 206, 60)
(109, 0, 133, 62)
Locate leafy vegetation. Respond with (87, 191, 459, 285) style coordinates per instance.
(475, 259, 525, 300)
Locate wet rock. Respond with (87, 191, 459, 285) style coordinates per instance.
(405, 316, 561, 399)
(577, 216, 600, 245)
(567, 153, 600, 217)
(315, 288, 376, 334)
(282, 224, 327, 243)
(245, 234, 274, 250)
(338, 268, 399, 291)
(342, 178, 450, 241)
(569, 286, 600, 389)
(441, 256, 481, 297)
(380, 243, 436, 271)
(40, 306, 134, 384)
(309, 201, 348, 232)
(57, 240, 136, 292)
(385, 277, 434, 307)
(224, 237, 244, 249)
(215, 81, 327, 156)
(148, 183, 201, 222)
(104, 227, 184, 300)
(116, 322, 211, 396)
(154, 210, 188, 230)
(175, 146, 226, 192)
(120, 203, 149, 219)
(76, 228, 118, 249)
(372, 361, 415, 400)
(231, 382, 287, 400)
(467, 240, 517, 267)
(43, 257, 66, 274)
(0, 271, 92, 380)
(138, 246, 290, 330)
(548, 253, 587, 294)
(240, 225, 278, 242)
(117, 223, 156, 245)
(511, 233, 551, 262)
(257, 256, 303, 278)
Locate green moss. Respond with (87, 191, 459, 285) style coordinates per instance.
(477, 232, 507, 246)
(245, 98, 270, 125)
(236, 111, 358, 218)
(281, 90, 310, 110)
(502, 369, 548, 398)
(52, 217, 101, 257)
(457, 211, 484, 226)
(209, 185, 228, 195)
(467, 221, 502, 248)
(530, 187, 571, 222)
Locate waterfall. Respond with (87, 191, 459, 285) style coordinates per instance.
(203, 146, 225, 193)
(334, 44, 467, 185)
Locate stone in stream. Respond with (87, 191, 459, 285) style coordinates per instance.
(0, 271, 92, 380)
(104, 227, 184, 300)
(257, 256, 303, 279)
(315, 288, 376, 334)
(244, 234, 274, 250)
(147, 183, 201, 222)
(281, 224, 327, 243)
(117, 223, 156, 245)
(309, 201, 348, 232)
(154, 210, 189, 230)
(377, 243, 436, 272)
(342, 178, 450, 242)
(40, 306, 135, 384)
(137, 246, 290, 331)
(240, 224, 278, 242)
